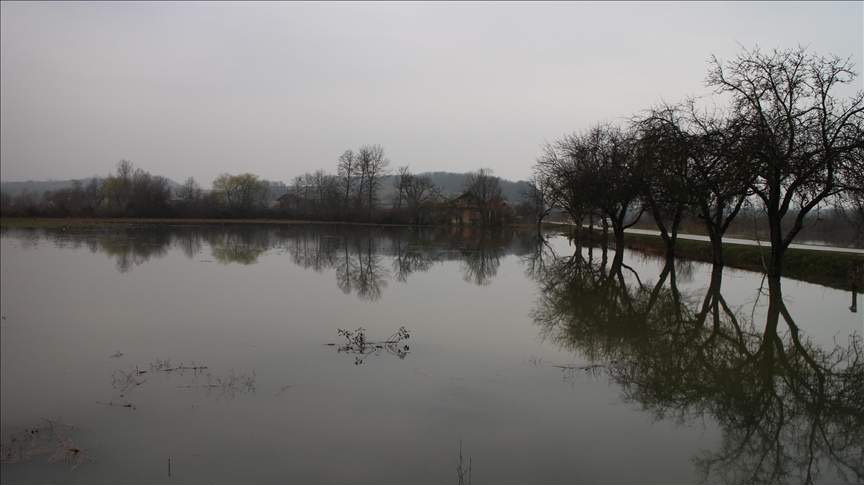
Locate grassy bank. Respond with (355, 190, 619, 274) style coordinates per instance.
(616, 231, 863, 291)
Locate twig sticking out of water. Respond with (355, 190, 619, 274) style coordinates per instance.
(97, 400, 136, 410)
(456, 440, 472, 485)
(176, 370, 256, 398)
(150, 358, 208, 374)
(553, 363, 608, 381)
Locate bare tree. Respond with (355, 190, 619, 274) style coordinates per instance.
(635, 104, 692, 259)
(533, 143, 591, 228)
(356, 144, 389, 220)
(638, 102, 752, 266)
(337, 150, 356, 216)
(708, 46, 864, 277)
(102, 159, 134, 214)
(393, 166, 411, 210)
(524, 174, 554, 230)
(389, 166, 441, 224)
(688, 107, 754, 266)
(403, 173, 440, 225)
(554, 125, 645, 260)
(463, 168, 503, 226)
(177, 177, 203, 205)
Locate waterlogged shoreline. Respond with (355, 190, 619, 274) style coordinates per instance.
(3, 217, 862, 291)
(548, 223, 863, 291)
(616, 230, 862, 291)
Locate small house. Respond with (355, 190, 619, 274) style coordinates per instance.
(448, 192, 510, 226)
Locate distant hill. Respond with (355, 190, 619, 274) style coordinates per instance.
(0, 179, 100, 197)
(378, 172, 531, 204)
(0, 177, 182, 197)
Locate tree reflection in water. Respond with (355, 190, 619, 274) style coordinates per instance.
(531, 242, 863, 484)
(459, 229, 507, 286)
(209, 230, 272, 265)
(0, 225, 530, 300)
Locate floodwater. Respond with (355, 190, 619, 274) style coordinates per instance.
(0, 224, 861, 484)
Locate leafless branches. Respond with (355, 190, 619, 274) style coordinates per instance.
(534, 45, 863, 278)
(707, 46, 864, 276)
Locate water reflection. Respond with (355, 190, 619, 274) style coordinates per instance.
(531, 244, 864, 484)
(1, 224, 861, 483)
(210, 230, 271, 265)
(0, 225, 534, 300)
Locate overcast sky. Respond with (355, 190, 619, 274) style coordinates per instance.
(1, 1, 861, 185)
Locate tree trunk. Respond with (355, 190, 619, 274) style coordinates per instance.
(767, 212, 785, 279)
(708, 231, 724, 268)
(613, 224, 625, 252)
(760, 276, 784, 358)
(612, 221, 625, 269)
(601, 215, 609, 247)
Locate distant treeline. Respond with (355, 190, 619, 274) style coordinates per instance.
(0, 153, 538, 225)
(528, 46, 864, 280)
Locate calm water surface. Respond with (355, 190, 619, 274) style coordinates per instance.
(1, 224, 861, 484)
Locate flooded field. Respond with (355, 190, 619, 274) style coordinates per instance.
(1, 224, 862, 484)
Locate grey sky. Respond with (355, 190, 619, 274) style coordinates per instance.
(1, 1, 861, 185)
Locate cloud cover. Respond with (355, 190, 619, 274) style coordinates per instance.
(1, 1, 861, 184)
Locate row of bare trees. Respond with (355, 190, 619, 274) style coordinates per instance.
(337, 145, 390, 219)
(287, 144, 416, 222)
(532, 46, 864, 279)
(392, 166, 441, 224)
(286, 144, 396, 221)
(286, 145, 510, 225)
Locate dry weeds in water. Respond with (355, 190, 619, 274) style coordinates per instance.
(0, 419, 93, 470)
(104, 358, 254, 408)
(330, 326, 411, 365)
(176, 370, 257, 398)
